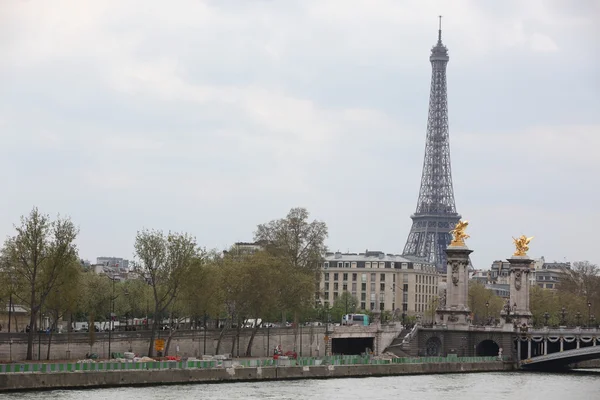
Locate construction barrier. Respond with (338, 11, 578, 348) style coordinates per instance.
(0, 355, 506, 374)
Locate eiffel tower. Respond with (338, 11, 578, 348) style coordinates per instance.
(402, 17, 461, 272)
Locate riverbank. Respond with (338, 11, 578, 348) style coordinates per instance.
(0, 360, 513, 392)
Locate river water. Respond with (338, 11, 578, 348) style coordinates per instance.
(3, 371, 599, 399)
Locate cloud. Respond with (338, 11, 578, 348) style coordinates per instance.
(0, 0, 598, 268)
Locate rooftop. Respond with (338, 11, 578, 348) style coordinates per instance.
(324, 250, 429, 264)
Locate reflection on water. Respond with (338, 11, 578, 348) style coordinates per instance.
(2, 371, 599, 400)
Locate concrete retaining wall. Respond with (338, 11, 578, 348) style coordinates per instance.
(0, 328, 327, 361)
(0, 361, 514, 392)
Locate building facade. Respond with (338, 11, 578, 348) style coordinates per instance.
(318, 251, 439, 318)
(96, 257, 130, 270)
(535, 260, 571, 290)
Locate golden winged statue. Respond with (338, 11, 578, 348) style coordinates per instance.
(450, 220, 470, 247)
(512, 235, 534, 257)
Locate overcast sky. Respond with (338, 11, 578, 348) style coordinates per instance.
(1, 0, 598, 269)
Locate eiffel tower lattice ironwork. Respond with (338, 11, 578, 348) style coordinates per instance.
(402, 17, 461, 272)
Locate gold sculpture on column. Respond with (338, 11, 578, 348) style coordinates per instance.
(512, 235, 534, 257)
(449, 220, 470, 247)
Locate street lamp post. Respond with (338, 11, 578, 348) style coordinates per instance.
(560, 307, 567, 326)
(576, 311, 582, 327)
(543, 312, 550, 327)
(108, 276, 115, 359)
(591, 315, 596, 327)
(503, 301, 512, 323)
(588, 302, 592, 327)
(485, 301, 489, 325)
(203, 312, 208, 355)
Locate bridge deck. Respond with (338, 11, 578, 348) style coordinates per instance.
(521, 346, 600, 369)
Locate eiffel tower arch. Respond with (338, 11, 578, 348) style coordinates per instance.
(402, 18, 462, 272)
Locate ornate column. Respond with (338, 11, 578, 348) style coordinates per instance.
(560, 337, 564, 352)
(502, 236, 534, 327)
(436, 221, 472, 328)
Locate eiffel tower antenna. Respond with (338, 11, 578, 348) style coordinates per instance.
(402, 18, 460, 272)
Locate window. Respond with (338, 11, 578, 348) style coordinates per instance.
(370, 273, 376, 282)
(370, 293, 376, 301)
(361, 283, 367, 291)
(403, 284, 408, 292)
(351, 262, 357, 268)
(379, 262, 385, 269)
(361, 274, 367, 282)
(402, 303, 408, 311)
(360, 302, 366, 310)
(393, 274, 396, 282)
(380, 273, 385, 281)
(370, 302, 375, 311)
(334, 283, 339, 290)
(361, 293, 366, 301)
(324, 262, 329, 268)
(324, 292, 329, 299)
(324, 273, 329, 281)
(338, 262, 343, 268)
(391, 262, 395, 268)
(343, 283, 348, 291)
(370, 282, 376, 292)
(380, 303, 385, 311)
(343, 273, 348, 281)
(380, 283, 385, 291)
(403, 273, 408, 283)
(352, 283, 357, 291)
(344, 262, 350, 268)
(325, 283, 330, 290)
(366, 262, 371, 268)
(334, 292, 339, 300)
(334, 273, 339, 281)
(352, 273, 357, 281)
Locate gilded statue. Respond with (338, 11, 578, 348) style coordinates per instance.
(450, 220, 470, 247)
(512, 235, 534, 257)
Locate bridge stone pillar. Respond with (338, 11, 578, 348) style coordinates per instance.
(502, 256, 533, 327)
(436, 245, 473, 327)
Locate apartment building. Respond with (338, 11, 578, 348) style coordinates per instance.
(318, 250, 439, 317)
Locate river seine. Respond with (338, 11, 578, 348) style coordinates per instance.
(3, 371, 599, 399)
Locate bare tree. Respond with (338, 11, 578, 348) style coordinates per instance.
(254, 207, 328, 342)
(254, 207, 328, 272)
(1, 208, 79, 360)
(133, 229, 197, 357)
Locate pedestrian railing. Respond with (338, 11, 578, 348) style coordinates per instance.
(0, 355, 507, 374)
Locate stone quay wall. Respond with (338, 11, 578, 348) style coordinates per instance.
(0, 361, 514, 392)
(0, 327, 327, 361)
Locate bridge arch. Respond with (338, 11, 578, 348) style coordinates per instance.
(476, 339, 499, 357)
(425, 337, 442, 356)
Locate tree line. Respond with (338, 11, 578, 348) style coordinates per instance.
(0, 207, 327, 360)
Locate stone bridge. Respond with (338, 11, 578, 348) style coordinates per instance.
(520, 345, 600, 370)
(517, 327, 600, 370)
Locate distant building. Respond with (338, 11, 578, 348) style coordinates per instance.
(470, 257, 570, 295)
(318, 250, 440, 320)
(96, 257, 130, 270)
(535, 258, 571, 290)
(223, 242, 264, 256)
